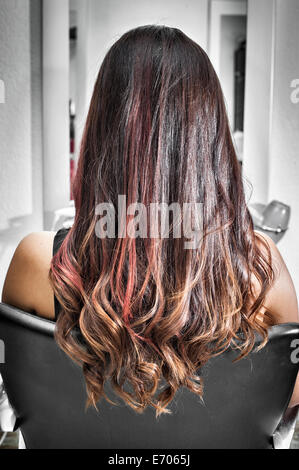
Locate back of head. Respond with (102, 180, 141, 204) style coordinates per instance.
(50, 25, 274, 417)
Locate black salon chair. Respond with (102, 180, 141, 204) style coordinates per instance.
(0, 303, 298, 449)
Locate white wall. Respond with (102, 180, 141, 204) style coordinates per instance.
(0, 0, 44, 292)
(242, 0, 275, 204)
(43, 0, 70, 229)
(268, 0, 299, 291)
(0, 0, 33, 230)
(243, 0, 299, 291)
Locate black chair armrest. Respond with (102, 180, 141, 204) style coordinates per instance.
(273, 406, 299, 449)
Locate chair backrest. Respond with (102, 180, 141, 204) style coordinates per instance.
(0, 303, 298, 449)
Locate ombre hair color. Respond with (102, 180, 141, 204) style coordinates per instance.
(49, 25, 274, 416)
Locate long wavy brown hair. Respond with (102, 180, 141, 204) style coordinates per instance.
(49, 25, 274, 417)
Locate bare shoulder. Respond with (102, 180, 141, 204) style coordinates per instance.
(11, 231, 55, 259)
(254, 230, 299, 324)
(2, 231, 56, 320)
(254, 230, 286, 271)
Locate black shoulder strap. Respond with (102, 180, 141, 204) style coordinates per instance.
(52, 228, 71, 321)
